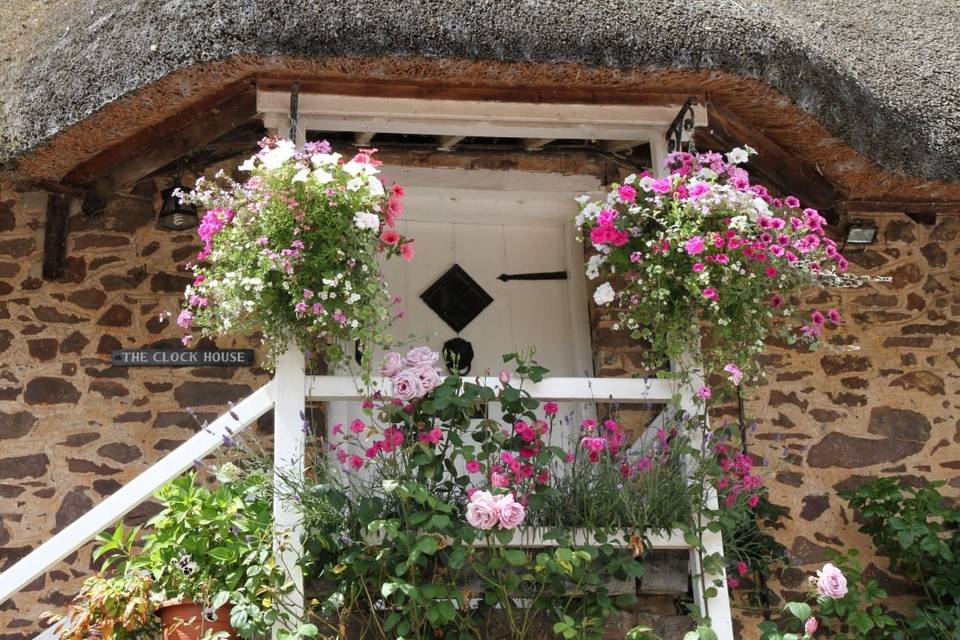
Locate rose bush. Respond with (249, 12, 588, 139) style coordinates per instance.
(177, 138, 413, 368)
(270, 348, 756, 640)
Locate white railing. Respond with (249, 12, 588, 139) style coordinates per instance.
(2, 345, 733, 640)
(0, 384, 276, 605)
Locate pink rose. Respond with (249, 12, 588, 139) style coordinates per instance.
(404, 346, 439, 368)
(543, 402, 559, 416)
(391, 369, 424, 402)
(491, 471, 510, 488)
(804, 617, 818, 634)
(815, 563, 848, 599)
(412, 364, 443, 393)
(380, 352, 403, 377)
(496, 493, 526, 529)
(350, 419, 365, 434)
(466, 490, 500, 530)
(466, 460, 481, 473)
(498, 369, 511, 385)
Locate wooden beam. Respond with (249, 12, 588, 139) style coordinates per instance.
(841, 200, 960, 215)
(436, 135, 465, 151)
(79, 89, 258, 204)
(42, 194, 70, 280)
(256, 77, 705, 108)
(63, 82, 252, 185)
(703, 100, 837, 211)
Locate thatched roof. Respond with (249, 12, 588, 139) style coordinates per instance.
(1, 0, 958, 182)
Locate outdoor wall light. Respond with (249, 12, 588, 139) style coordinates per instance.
(844, 220, 878, 246)
(158, 178, 199, 231)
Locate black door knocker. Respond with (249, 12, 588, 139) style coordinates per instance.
(442, 337, 474, 376)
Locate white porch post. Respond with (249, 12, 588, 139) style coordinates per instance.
(677, 355, 734, 640)
(273, 344, 306, 635)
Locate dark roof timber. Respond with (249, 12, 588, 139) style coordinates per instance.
(1, 1, 958, 203)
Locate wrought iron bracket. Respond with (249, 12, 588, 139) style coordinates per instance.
(665, 97, 698, 153)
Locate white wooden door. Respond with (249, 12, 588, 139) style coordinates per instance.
(330, 167, 600, 445)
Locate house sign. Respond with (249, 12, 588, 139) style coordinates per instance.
(111, 349, 255, 367)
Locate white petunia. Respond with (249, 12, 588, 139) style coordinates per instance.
(353, 211, 380, 231)
(575, 194, 591, 205)
(311, 152, 342, 167)
(260, 139, 297, 170)
(346, 177, 365, 192)
(726, 147, 749, 165)
(292, 168, 310, 183)
(343, 160, 379, 177)
(585, 254, 606, 280)
(638, 175, 655, 192)
(313, 168, 333, 184)
(593, 282, 616, 306)
(367, 175, 385, 197)
(238, 155, 258, 172)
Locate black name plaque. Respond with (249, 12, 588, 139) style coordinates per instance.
(112, 349, 255, 367)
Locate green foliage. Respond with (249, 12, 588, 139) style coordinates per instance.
(282, 352, 749, 640)
(841, 477, 960, 639)
(42, 570, 159, 640)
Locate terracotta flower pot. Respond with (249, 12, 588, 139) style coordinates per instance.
(157, 599, 236, 640)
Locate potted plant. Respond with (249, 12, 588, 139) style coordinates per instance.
(273, 347, 762, 640)
(49, 465, 300, 640)
(176, 139, 413, 369)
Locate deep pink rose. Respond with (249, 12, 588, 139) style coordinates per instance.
(466, 490, 500, 530)
(815, 563, 848, 599)
(466, 460, 481, 473)
(380, 351, 403, 377)
(496, 493, 526, 529)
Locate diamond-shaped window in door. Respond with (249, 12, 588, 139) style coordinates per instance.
(420, 264, 493, 333)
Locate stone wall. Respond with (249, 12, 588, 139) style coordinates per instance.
(1, 156, 958, 639)
(594, 212, 960, 636)
(0, 179, 271, 639)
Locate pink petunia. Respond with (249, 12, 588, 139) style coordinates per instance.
(684, 236, 705, 255)
(697, 386, 712, 400)
(617, 184, 637, 203)
(692, 262, 705, 273)
(702, 287, 719, 301)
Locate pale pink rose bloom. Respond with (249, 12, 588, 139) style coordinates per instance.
(412, 365, 443, 393)
(498, 370, 511, 385)
(466, 491, 500, 530)
(815, 563, 848, 599)
(380, 352, 403, 378)
(404, 346, 439, 368)
(391, 369, 424, 402)
(804, 617, 818, 634)
(496, 493, 526, 529)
